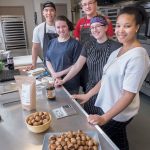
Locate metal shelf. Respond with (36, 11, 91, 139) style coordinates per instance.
(99, 7, 120, 29)
(0, 15, 27, 51)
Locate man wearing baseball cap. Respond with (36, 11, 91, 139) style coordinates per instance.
(29, 1, 57, 70)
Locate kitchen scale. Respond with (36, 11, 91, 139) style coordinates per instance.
(52, 104, 77, 119)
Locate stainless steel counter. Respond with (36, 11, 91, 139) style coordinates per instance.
(0, 83, 119, 150)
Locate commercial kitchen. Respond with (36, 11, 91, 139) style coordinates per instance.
(0, 0, 150, 150)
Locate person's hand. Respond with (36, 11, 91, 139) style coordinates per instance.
(87, 114, 108, 126)
(51, 72, 62, 79)
(55, 78, 64, 87)
(25, 64, 36, 71)
(75, 37, 79, 41)
(51, 72, 57, 79)
(72, 93, 90, 104)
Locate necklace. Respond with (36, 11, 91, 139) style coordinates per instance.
(118, 42, 141, 57)
(117, 45, 140, 57)
(117, 47, 129, 57)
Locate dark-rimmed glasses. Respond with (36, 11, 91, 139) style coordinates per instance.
(90, 24, 105, 31)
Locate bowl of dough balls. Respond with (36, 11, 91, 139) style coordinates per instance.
(25, 112, 51, 133)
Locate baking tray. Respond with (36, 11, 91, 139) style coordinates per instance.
(42, 131, 102, 150)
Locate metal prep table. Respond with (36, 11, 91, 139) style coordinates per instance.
(0, 80, 119, 150)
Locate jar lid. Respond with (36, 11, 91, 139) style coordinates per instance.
(46, 86, 55, 90)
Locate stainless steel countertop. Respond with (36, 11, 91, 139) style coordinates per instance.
(0, 82, 119, 150)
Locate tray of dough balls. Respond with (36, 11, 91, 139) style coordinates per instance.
(42, 130, 102, 150)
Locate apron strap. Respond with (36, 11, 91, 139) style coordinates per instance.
(43, 22, 47, 65)
(44, 22, 46, 34)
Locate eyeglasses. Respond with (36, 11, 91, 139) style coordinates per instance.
(81, 1, 96, 7)
(90, 25, 105, 31)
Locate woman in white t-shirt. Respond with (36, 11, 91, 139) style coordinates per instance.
(72, 5, 150, 150)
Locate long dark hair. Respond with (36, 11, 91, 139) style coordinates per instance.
(55, 16, 74, 31)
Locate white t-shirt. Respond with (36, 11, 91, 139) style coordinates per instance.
(32, 22, 56, 49)
(95, 47, 150, 122)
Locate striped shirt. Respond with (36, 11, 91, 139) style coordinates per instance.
(80, 39, 121, 114)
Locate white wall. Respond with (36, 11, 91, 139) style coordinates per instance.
(0, 0, 35, 50)
(33, 0, 72, 25)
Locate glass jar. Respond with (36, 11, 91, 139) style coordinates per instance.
(46, 86, 55, 100)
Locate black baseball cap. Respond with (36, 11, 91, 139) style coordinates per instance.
(43, 1, 56, 10)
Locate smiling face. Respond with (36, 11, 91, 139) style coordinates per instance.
(43, 6, 56, 24)
(81, 0, 97, 17)
(55, 20, 70, 39)
(115, 14, 139, 44)
(90, 22, 108, 41)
